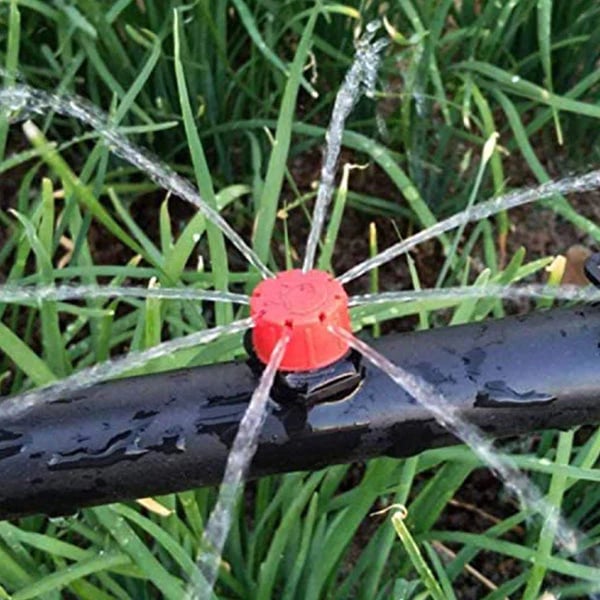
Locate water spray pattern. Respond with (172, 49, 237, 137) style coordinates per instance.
(0, 318, 253, 420)
(302, 21, 388, 272)
(338, 169, 600, 284)
(0, 85, 272, 279)
(330, 326, 581, 552)
(0, 284, 249, 305)
(349, 283, 600, 306)
(0, 15, 599, 599)
(193, 330, 291, 599)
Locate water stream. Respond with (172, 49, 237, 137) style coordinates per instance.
(349, 283, 600, 306)
(0, 318, 253, 420)
(338, 170, 600, 284)
(191, 329, 291, 600)
(302, 21, 388, 272)
(0, 284, 249, 305)
(330, 325, 581, 552)
(6, 282, 600, 310)
(0, 85, 272, 279)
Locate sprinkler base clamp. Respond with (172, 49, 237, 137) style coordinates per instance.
(245, 331, 364, 407)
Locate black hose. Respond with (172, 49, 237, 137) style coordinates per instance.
(1, 306, 599, 520)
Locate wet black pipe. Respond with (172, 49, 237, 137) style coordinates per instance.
(1, 305, 600, 520)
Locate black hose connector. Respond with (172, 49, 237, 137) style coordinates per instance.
(244, 330, 364, 407)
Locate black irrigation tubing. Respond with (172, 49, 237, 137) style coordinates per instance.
(2, 303, 600, 520)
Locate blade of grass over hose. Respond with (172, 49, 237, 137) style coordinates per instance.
(0, 318, 253, 420)
(174, 9, 232, 326)
(251, 7, 318, 265)
(337, 169, 600, 284)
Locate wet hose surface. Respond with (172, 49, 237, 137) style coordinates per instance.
(1, 306, 599, 520)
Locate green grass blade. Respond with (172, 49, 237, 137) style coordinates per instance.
(537, 0, 563, 144)
(460, 60, 600, 119)
(231, 0, 317, 98)
(12, 553, 130, 600)
(93, 506, 185, 600)
(0, 0, 20, 159)
(173, 8, 232, 325)
(21, 122, 148, 258)
(0, 319, 56, 385)
(391, 510, 446, 600)
(494, 89, 600, 242)
(252, 7, 319, 264)
(521, 430, 574, 600)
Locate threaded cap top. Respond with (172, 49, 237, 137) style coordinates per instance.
(250, 270, 351, 371)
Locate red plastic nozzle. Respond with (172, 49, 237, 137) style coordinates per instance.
(250, 269, 351, 372)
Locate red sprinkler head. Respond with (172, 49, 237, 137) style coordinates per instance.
(250, 270, 352, 372)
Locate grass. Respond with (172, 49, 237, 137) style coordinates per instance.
(1, 0, 600, 597)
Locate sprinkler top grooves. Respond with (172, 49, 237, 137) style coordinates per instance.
(250, 270, 351, 371)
